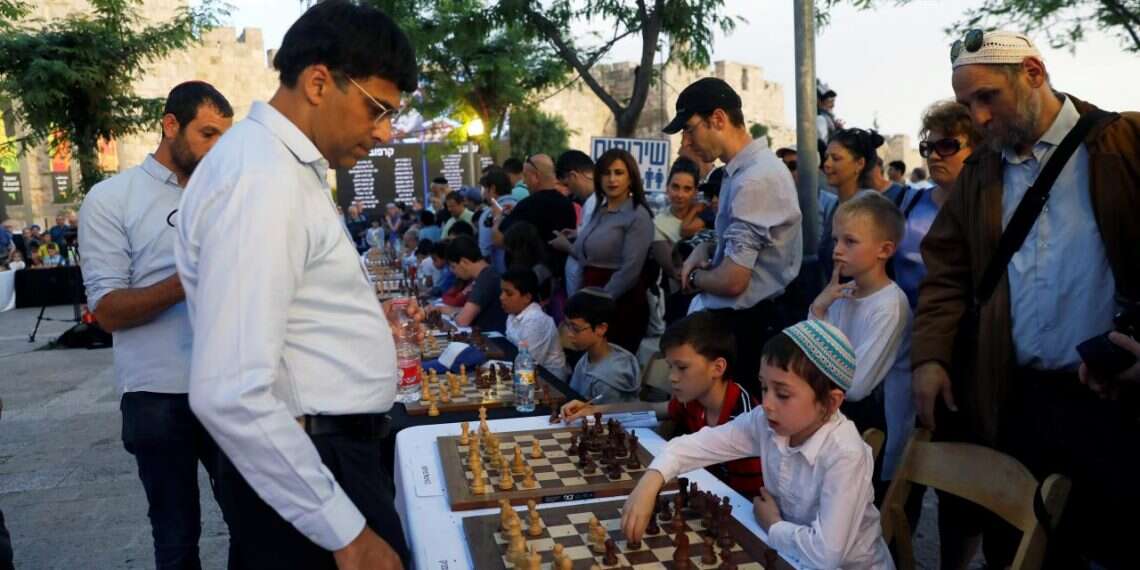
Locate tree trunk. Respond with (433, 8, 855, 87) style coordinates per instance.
(74, 133, 104, 197)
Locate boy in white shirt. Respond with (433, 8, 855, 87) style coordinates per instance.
(621, 320, 893, 569)
(500, 267, 569, 380)
(810, 190, 913, 486)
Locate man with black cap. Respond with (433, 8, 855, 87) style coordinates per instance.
(667, 78, 802, 394)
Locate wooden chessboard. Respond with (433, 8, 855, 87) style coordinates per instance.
(462, 492, 791, 569)
(439, 422, 674, 511)
(403, 366, 566, 416)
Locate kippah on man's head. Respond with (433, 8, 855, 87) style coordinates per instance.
(952, 30, 1042, 69)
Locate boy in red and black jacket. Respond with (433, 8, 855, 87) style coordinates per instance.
(560, 310, 763, 498)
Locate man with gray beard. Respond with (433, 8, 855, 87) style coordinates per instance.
(913, 30, 1140, 568)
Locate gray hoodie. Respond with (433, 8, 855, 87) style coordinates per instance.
(569, 343, 641, 403)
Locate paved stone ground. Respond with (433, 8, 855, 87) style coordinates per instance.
(0, 305, 971, 569)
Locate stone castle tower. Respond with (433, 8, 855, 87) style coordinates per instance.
(1, 0, 279, 225)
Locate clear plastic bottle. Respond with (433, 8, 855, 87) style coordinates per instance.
(514, 341, 536, 412)
(392, 297, 422, 403)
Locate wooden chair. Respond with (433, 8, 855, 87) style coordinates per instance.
(880, 429, 1071, 570)
(861, 428, 885, 464)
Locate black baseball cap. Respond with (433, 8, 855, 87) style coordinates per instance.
(662, 78, 743, 135)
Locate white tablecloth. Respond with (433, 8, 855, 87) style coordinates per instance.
(393, 415, 802, 569)
(0, 269, 15, 312)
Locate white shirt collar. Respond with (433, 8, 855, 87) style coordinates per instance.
(769, 411, 844, 467)
(140, 154, 181, 188)
(246, 101, 330, 178)
(509, 302, 543, 326)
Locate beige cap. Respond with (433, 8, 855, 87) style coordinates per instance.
(952, 30, 1042, 69)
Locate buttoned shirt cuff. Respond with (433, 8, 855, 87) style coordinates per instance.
(298, 484, 367, 551)
(766, 520, 799, 554)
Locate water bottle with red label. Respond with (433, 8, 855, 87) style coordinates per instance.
(392, 297, 422, 403)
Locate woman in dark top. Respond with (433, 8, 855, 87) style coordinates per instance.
(557, 148, 654, 353)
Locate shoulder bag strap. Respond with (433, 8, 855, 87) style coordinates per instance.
(972, 108, 1115, 309)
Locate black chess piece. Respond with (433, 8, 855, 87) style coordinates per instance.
(670, 506, 685, 534)
(701, 535, 718, 565)
(603, 538, 618, 565)
(673, 532, 691, 570)
(646, 509, 661, 535)
(582, 456, 597, 474)
(606, 462, 622, 480)
(658, 497, 673, 521)
(567, 434, 578, 455)
(678, 477, 690, 507)
(625, 451, 641, 470)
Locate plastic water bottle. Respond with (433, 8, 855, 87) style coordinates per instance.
(514, 341, 536, 412)
(392, 297, 422, 403)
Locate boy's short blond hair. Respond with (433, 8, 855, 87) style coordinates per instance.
(834, 190, 905, 245)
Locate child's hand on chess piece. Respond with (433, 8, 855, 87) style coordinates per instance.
(620, 469, 665, 543)
(560, 400, 603, 423)
(752, 487, 782, 532)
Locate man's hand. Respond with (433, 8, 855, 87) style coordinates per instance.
(809, 266, 855, 318)
(752, 487, 782, 531)
(913, 362, 956, 430)
(383, 297, 425, 344)
(334, 526, 403, 570)
(680, 242, 713, 293)
(1079, 332, 1140, 399)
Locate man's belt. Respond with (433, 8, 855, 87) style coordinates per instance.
(297, 413, 391, 439)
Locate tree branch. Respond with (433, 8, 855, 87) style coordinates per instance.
(1100, 0, 1140, 50)
(521, 7, 626, 117)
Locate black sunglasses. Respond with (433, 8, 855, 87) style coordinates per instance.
(919, 138, 964, 159)
(950, 29, 985, 63)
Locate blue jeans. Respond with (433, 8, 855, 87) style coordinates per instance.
(121, 392, 226, 570)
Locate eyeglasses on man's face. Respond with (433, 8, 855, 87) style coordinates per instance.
(346, 75, 402, 127)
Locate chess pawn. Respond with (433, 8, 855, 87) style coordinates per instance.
(421, 381, 432, 402)
(450, 379, 461, 397)
(459, 422, 470, 445)
(558, 557, 573, 570)
(588, 517, 607, 554)
(551, 543, 566, 567)
(521, 466, 537, 489)
(527, 507, 543, 537)
(427, 400, 440, 416)
(673, 532, 691, 570)
(460, 363, 466, 379)
(499, 463, 515, 490)
(702, 535, 718, 565)
(530, 438, 543, 459)
(439, 386, 450, 403)
(470, 466, 486, 495)
(506, 518, 526, 563)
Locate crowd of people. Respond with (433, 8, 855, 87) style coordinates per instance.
(0, 213, 79, 271)
(2, 0, 1125, 568)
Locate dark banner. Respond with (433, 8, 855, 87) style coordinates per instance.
(51, 173, 76, 204)
(336, 142, 491, 218)
(2, 173, 20, 206)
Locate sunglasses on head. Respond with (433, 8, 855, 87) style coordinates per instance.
(919, 137, 964, 158)
(950, 29, 985, 63)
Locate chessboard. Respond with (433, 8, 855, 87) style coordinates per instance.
(462, 485, 792, 569)
(403, 364, 567, 416)
(439, 415, 675, 511)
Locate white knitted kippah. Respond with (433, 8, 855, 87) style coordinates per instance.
(952, 30, 1042, 69)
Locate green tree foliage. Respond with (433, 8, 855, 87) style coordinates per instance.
(368, 0, 566, 153)
(0, 0, 226, 195)
(508, 107, 573, 159)
(748, 122, 769, 142)
(822, 0, 1140, 54)
(498, 0, 742, 137)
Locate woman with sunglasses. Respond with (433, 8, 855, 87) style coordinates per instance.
(894, 100, 982, 308)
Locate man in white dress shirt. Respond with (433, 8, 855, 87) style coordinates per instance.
(174, 2, 419, 569)
(79, 81, 234, 570)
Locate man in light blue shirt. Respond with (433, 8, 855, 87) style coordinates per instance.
(79, 81, 234, 570)
(666, 78, 802, 393)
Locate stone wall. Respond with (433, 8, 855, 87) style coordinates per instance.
(539, 58, 796, 161)
(2, 0, 278, 226)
